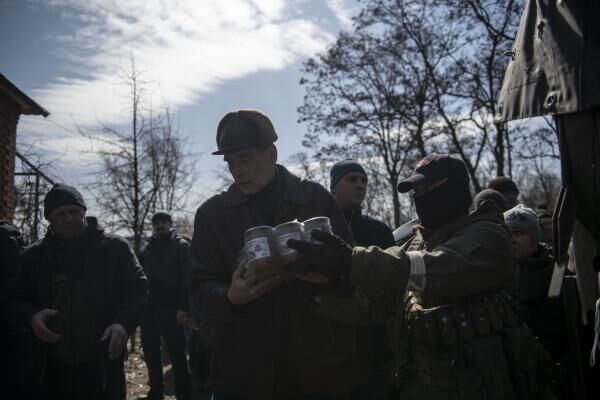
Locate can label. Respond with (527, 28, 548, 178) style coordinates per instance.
(246, 237, 271, 261)
(277, 232, 303, 255)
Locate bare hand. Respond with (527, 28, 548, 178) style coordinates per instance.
(227, 262, 281, 305)
(31, 309, 62, 343)
(101, 324, 127, 360)
(176, 310, 188, 325)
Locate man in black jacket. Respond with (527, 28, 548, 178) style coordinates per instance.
(2, 183, 148, 400)
(330, 159, 395, 249)
(0, 220, 26, 400)
(504, 205, 567, 360)
(139, 211, 191, 400)
(189, 109, 367, 399)
(329, 159, 395, 399)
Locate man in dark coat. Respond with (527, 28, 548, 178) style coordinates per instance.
(188, 109, 380, 399)
(0, 220, 26, 400)
(488, 176, 519, 210)
(329, 159, 395, 399)
(504, 206, 567, 359)
(139, 211, 192, 400)
(2, 183, 148, 400)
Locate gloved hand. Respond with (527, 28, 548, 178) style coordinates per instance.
(286, 230, 353, 279)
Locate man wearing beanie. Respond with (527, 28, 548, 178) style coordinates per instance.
(139, 211, 191, 400)
(289, 154, 556, 399)
(2, 183, 148, 399)
(188, 109, 375, 399)
(504, 206, 567, 364)
(488, 176, 520, 210)
(330, 159, 394, 249)
(329, 159, 394, 399)
(474, 188, 506, 211)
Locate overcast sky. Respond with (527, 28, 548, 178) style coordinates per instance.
(1, 0, 359, 215)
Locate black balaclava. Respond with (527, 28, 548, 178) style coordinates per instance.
(414, 180, 472, 229)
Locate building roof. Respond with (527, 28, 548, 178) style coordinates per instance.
(0, 73, 49, 117)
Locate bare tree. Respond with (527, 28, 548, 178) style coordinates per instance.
(510, 116, 560, 208)
(81, 57, 195, 254)
(13, 148, 58, 244)
(298, 0, 558, 218)
(353, 0, 522, 190)
(298, 18, 438, 227)
(444, 0, 523, 177)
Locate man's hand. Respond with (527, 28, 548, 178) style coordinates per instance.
(31, 309, 62, 343)
(176, 310, 188, 325)
(101, 323, 128, 360)
(286, 230, 353, 279)
(227, 261, 281, 306)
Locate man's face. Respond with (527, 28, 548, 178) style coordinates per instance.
(510, 230, 537, 259)
(152, 219, 172, 237)
(333, 172, 367, 210)
(502, 191, 519, 210)
(47, 204, 87, 239)
(224, 145, 276, 194)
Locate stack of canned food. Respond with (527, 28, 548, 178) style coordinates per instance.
(243, 217, 332, 279)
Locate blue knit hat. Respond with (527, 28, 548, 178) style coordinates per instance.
(330, 159, 367, 191)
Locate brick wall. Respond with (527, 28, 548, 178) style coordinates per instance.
(0, 91, 20, 222)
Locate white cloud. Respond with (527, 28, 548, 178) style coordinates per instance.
(325, 0, 356, 28)
(14, 0, 359, 215)
(23, 0, 335, 150)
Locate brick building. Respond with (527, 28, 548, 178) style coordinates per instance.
(0, 73, 49, 222)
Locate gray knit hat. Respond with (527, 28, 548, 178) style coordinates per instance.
(504, 205, 541, 243)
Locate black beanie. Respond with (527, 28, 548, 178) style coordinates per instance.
(474, 189, 506, 210)
(488, 176, 519, 194)
(151, 211, 172, 223)
(330, 159, 367, 191)
(43, 183, 87, 218)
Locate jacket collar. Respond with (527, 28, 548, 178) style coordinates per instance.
(42, 216, 105, 248)
(149, 229, 176, 242)
(342, 207, 363, 223)
(222, 164, 307, 207)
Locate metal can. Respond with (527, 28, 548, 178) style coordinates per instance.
(303, 216, 332, 243)
(274, 221, 304, 265)
(244, 226, 277, 278)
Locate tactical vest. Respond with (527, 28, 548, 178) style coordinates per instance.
(389, 237, 557, 399)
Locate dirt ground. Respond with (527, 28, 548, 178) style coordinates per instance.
(125, 334, 209, 400)
(125, 348, 155, 399)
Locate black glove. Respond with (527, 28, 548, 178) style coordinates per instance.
(286, 230, 353, 278)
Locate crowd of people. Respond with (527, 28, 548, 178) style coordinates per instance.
(0, 108, 596, 400)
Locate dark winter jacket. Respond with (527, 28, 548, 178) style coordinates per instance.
(318, 201, 533, 400)
(339, 201, 517, 309)
(341, 209, 395, 366)
(343, 209, 395, 249)
(140, 230, 190, 310)
(1, 218, 148, 399)
(189, 164, 380, 399)
(518, 244, 566, 361)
